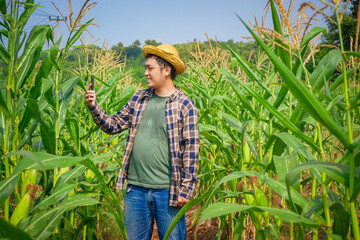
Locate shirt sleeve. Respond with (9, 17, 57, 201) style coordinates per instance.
(178, 101, 200, 200)
(88, 100, 131, 135)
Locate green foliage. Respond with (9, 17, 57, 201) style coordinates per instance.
(321, 0, 359, 52)
(0, 1, 131, 239)
(323, 11, 358, 50)
(164, 1, 359, 239)
(1, 0, 359, 239)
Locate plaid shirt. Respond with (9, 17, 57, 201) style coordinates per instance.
(88, 85, 200, 206)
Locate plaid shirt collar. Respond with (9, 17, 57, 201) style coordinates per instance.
(141, 85, 182, 102)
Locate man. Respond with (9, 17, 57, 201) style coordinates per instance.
(83, 44, 200, 240)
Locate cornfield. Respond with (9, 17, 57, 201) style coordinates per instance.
(0, 0, 359, 239)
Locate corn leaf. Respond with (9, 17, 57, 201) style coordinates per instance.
(197, 202, 318, 229)
(275, 132, 316, 161)
(224, 69, 320, 153)
(59, 76, 80, 102)
(309, 49, 342, 92)
(237, 16, 351, 150)
(21, 194, 99, 239)
(329, 68, 355, 92)
(0, 151, 89, 204)
(0, 0, 6, 15)
(203, 171, 308, 210)
(164, 192, 211, 240)
(10, 193, 32, 226)
(34, 183, 77, 210)
(0, 217, 33, 240)
(223, 44, 272, 97)
(0, 89, 10, 119)
(331, 202, 350, 238)
(270, 0, 291, 68)
(65, 18, 94, 50)
(301, 196, 324, 220)
(17, 25, 50, 94)
(18, 51, 54, 134)
(273, 152, 298, 182)
(221, 69, 259, 118)
(344, 51, 360, 58)
(0, 44, 10, 65)
(26, 98, 56, 154)
(285, 162, 360, 205)
(17, 0, 38, 27)
(55, 165, 87, 188)
(293, 27, 328, 74)
(35, 209, 65, 240)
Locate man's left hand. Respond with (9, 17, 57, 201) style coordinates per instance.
(177, 196, 189, 207)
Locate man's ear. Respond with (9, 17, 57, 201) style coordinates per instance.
(163, 65, 171, 77)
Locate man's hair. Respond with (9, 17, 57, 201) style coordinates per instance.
(146, 54, 177, 80)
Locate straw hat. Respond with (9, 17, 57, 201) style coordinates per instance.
(143, 44, 185, 74)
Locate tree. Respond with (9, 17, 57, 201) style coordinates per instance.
(125, 45, 142, 59)
(350, 0, 359, 18)
(322, 0, 359, 51)
(144, 39, 161, 46)
(132, 40, 141, 48)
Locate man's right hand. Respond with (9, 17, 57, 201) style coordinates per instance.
(84, 83, 96, 108)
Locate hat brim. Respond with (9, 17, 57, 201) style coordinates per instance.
(143, 45, 185, 74)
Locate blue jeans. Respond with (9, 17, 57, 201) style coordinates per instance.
(124, 184, 186, 240)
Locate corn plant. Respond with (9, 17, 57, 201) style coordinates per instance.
(0, 1, 134, 239)
(164, 1, 359, 239)
(0, 0, 52, 222)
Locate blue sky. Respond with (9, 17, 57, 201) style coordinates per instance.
(27, 0, 331, 48)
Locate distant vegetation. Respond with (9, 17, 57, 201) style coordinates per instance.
(59, 39, 260, 86)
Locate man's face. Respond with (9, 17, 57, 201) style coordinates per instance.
(144, 57, 170, 89)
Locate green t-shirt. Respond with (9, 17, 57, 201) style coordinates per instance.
(127, 92, 172, 188)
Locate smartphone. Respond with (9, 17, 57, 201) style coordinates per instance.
(91, 77, 94, 90)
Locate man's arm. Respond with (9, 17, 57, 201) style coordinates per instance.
(84, 84, 131, 135)
(178, 100, 200, 201)
(88, 101, 130, 135)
